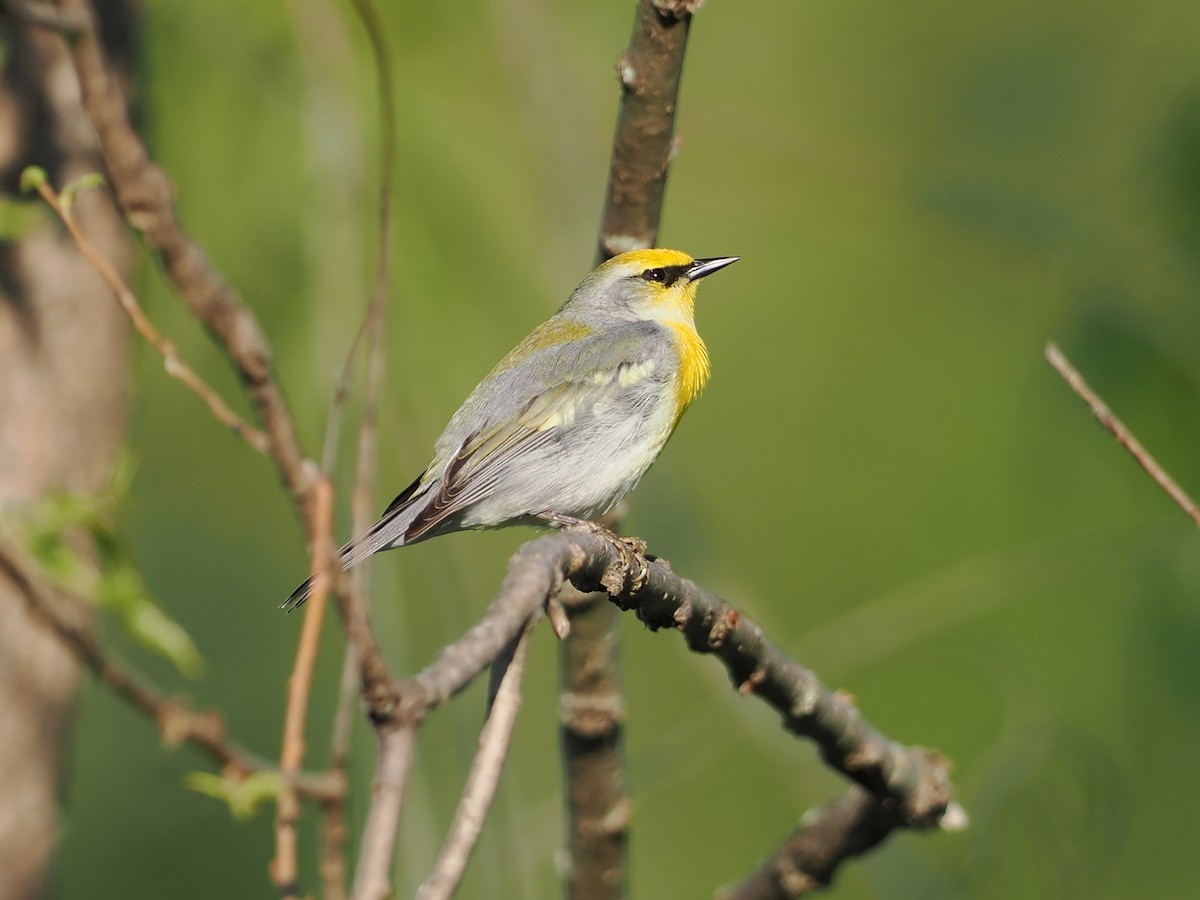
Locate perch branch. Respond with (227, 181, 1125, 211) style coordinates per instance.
(1045, 343, 1200, 529)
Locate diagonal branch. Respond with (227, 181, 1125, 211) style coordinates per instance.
(1045, 342, 1200, 529)
(0, 536, 340, 804)
(417, 617, 538, 900)
(26, 175, 270, 455)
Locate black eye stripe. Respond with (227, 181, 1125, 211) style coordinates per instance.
(639, 264, 688, 286)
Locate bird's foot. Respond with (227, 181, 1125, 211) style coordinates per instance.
(538, 513, 650, 596)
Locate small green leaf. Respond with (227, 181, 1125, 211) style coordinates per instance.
(123, 598, 204, 678)
(186, 770, 284, 820)
(60, 172, 105, 210)
(19, 166, 47, 193)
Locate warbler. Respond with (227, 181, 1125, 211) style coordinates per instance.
(285, 248, 737, 610)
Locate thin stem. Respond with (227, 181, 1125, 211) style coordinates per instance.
(32, 180, 270, 455)
(417, 618, 538, 900)
(273, 477, 337, 897)
(1045, 343, 1200, 529)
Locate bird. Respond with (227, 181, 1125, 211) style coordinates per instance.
(284, 248, 738, 611)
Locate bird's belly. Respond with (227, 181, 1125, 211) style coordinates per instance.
(462, 397, 677, 527)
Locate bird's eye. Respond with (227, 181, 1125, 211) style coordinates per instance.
(641, 268, 667, 283)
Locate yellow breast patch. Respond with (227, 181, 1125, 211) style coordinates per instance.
(668, 322, 710, 420)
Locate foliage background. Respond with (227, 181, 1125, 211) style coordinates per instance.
(45, 0, 1200, 897)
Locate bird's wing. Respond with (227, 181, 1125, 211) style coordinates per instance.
(403, 340, 663, 542)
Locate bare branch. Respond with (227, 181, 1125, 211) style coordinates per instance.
(559, 587, 628, 900)
(375, 529, 954, 829)
(1046, 342, 1200, 529)
(720, 790, 969, 899)
(273, 477, 337, 897)
(0, 536, 339, 804)
(417, 618, 538, 900)
(27, 177, 271, 455)
(596, 0, 693, 259)
(350, 724, 417, 900)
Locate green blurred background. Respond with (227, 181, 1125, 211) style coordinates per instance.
(51, 0, 1200, 897)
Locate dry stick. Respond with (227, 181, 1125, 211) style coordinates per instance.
(1045, 343, 1200, 529)
(563, 2, 697, 896)
(351, 724, 417, 900)
(32, 180, 270, 455)
(273, 477, 337, 898)
(0, 537, 340, 803)
(417, 618, 538, 900)
(720, 789, 908, 900)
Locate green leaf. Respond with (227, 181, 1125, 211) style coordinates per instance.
(186, 770, 284, 820)
(59, 172, 106, 211)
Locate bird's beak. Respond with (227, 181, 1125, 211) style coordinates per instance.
(686, 256, 740, 281)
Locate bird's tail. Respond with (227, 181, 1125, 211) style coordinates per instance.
(281, 473, 429, 612)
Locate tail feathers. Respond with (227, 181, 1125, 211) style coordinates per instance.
(281, 479, 428, 613)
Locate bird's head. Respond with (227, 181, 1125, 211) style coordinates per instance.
(563, 248, 738, 328)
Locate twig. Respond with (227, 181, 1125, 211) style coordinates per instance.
(273, 477, 337, 898)
(0, 536, 339, 803)
(720, 789, 923, 900)
(29, 178, 270, 455)
(55, 0, 314, 517)
(417, 618, 538, 900)
(326, 2, 397, 895)
(350, 724, 417, 900)
(1045, 342, 1200, 529)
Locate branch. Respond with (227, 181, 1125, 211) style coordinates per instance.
(350, 724, 417, 900)
(566, 0, 700, 891)
(721, 789, 968, 899)
(378, 529, 954, 825)
(24, 174, 271, 455)
(273, 477, 337, 898)
(1045, 342, 1200, 529)
(558, 587, 629, 899)
(417, 618, 537, 900)
(0, 536, 339, 804)
(596, 0, 693, 260)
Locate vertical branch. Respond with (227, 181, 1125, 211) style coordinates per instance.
(273, 476, 336, 898)
(595, 0, 693, 261)
(562, 2, 696, 897)
(559, 588, 629, 900)
(325, 2, 397, 897)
